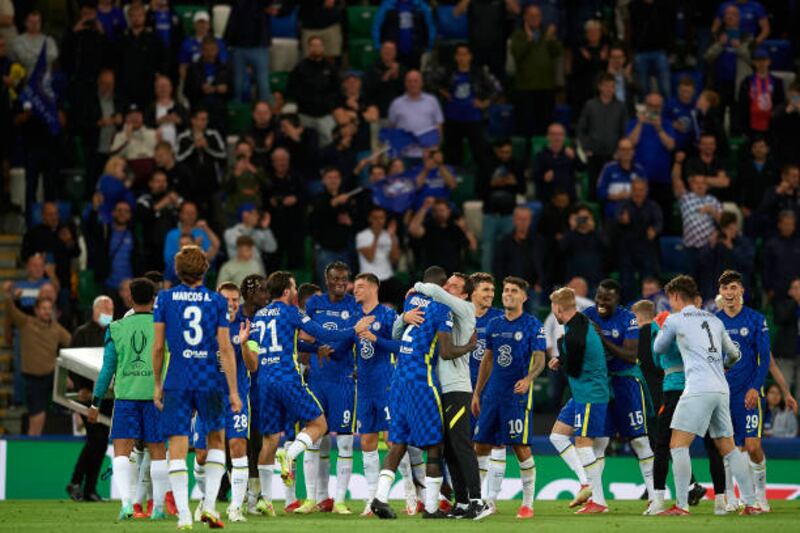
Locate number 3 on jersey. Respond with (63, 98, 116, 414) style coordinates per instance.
(183, 305, 203, 346)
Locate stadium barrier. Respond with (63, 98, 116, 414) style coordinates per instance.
(0, 438, 798, 500)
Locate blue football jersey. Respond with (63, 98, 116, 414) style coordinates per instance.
(305, 294, 360, 383)
(485, 313, 546, 397)
(248, 301, 356, 385)
(395, 292, 453, 385)
(470, 308, 504, 389)
(354, 304, 398, 397)
(153, 283, 228, 391)
(584, 305, 639, 373)
(717, 307, 771, 394)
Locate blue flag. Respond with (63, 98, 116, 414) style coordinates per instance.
(20, 41, 60, 136)
(379, 127, 442, 157)
(370, 172, 418, 213)
(415, 127, 441, 149)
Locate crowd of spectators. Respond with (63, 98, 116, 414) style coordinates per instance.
(2, 0, 800, 432)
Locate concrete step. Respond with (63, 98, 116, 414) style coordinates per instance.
(0, 235, 21, 246)
(0, 250, 17, 269)
(0, 268, 25, 280)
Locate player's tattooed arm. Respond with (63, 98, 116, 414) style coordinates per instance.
(438, 330, 477, 360)
(151, 322, 166, 410)
(472, 348, 493, 416)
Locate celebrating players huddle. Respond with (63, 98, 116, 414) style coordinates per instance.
(91, 244, 791, 529)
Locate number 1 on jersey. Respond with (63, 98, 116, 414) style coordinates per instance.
(701, 320, 717, 353)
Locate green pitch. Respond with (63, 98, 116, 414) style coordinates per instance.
(0, 500, 797, 533)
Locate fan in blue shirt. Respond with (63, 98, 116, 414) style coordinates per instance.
(596, 141, 647, 219)
(663, 79, 698, 152)
(151, 246, 241, 528)
(626, 94, 676, 184)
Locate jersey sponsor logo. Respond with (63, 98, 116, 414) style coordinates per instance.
(472, 339, 486, 361)
(182, 348, 209, 359)
(497, 345, 513, 367)
(408, 296, 431, 308)
(323, 321, 338, 330)
(514, 331, 523, 341)
(360, 341, 375, 360)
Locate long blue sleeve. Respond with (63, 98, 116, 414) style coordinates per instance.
(374, 335, 401, 354)
(372, 0, 394, 48)
(299, 316, 356, 344)
(418, 0, 437, 49)
(93, 329, 118, 401)
(752, 321, 771, 392)
(297, 340, 319, 354)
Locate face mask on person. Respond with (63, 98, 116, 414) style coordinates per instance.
(98, 313, 113, 327)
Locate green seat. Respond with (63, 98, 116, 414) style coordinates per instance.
(78, 270, 98, 312)
(530, 136, 548, 161)
(511, 136, 529, 164)
(461, 138, 476, 173)
(348, 39, 378, 71)
(227, 103, 251, 135)
(269, 71, 289, 94)
(174, 5, 205, 36)
(347, 6, 378, 40)
(576, 171, 590, 201)
(453, 172, 477, 205)
(584, 201, 601, 225)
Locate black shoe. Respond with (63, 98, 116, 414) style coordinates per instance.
(370, 499, 397, 519)
(83, 492, 104, 502)
(447, 505, 469, 519)
(688, 483, 705, 506)
(640, 488, 649, 500)
(66, 484, 82, 501)
(422, 510, 449, 519)
(463, 500, 488, 520)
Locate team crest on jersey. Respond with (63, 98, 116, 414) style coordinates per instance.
(232, 334, 241, 345)
(514, 331, 523, 341)
(740, 327, 749, 337)
(341, 310, 350, 320)
(372, 322, 381, 331)
(497, 345, 513, 367)
(611, 329, 620, 338)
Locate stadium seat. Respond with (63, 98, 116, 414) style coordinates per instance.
(453, 172, 477, 205)
(227, 103, 251, 135)
(461, 139, 476, 173)
(211, 4, 231, 39)
(348, 39, 378, 71)
(463, 200, 483, 239)
(346, 6, 378, 40)
(659, 236, 691, 275)
(270, 71, 289, 94)
(270, 38, 300, 72)
(530, 136, 548, 161)
(436, 6, 468, 41)
(577, 171, 589, 201)
(78, 269, 99, 313)
(762, 39, 793, 71)
(487, 104, 514, 140)
(272, 8, 299, 39)
(511, 136, 529, 164)
(174, 5, 205, 36)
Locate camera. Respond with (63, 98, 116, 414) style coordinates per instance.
(576, 215, 589, 226)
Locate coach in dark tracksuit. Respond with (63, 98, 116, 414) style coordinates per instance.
(66, 296, 115, 502)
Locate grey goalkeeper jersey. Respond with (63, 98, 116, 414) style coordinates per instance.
(653, 305, 741, 395)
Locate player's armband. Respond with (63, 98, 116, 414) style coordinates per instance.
(247, 340, 260, 353)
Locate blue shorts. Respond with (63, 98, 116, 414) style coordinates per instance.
(730, 390, 763, 446)
(388, 378, 443, 448)
(558, 398, 608, 438)
(191, 394, 250, 449)
(161, 389, 225, 439)
(309, 378, 356, 434)
(258, 375, 323, 436)
(110, 399, 164, 443)
(473, 392, 533, 445)
(607, 376, 648, 438)
(357, 389, 390, 435)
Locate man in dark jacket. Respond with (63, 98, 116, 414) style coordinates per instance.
(771, 81, 800, 166)
(429, 43, 500, 179)
(758, 164, 800, 236)
(185, 37, 231, 133)
(615, 179, 662, 301)
(763, 210, 800, 304)
(135, 170, 181, 272)
(265, 148, 306, 269)
(77, 69, 125, 189)
(363, 41, 407, 118)
(408, 197, 475, 275)
(287, 35, 340, 145)
(493, 206, 546, 303)
(61, 2, 112, 113)
(116, 3, 167, 107)
(174, 109, 227, 219)
(309, 167, 355, 285)
(224, 0, 276, 102)
(773, 277, 800, 395)
(65, 295, 114, 502)
(533, 122, 580, 202)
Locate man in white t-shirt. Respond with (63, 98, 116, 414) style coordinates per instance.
(356, 207, 400, 282)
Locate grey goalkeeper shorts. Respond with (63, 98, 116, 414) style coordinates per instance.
(670, 391, 733, 439)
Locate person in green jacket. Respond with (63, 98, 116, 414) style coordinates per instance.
(88, 278, 168, 520)
(510, 4, 563, 136)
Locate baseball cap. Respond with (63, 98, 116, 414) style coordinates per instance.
(193, 11, 210, 23)
(752, 47, 770, 60)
